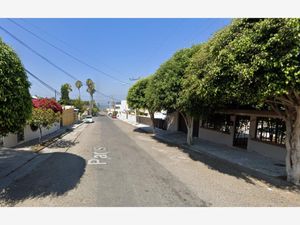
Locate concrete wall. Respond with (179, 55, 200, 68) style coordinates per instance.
(162, 110, 288, 161)
(3, 133, 18, 148)
(247, 139, 286, 161)
(62, 108, 75, 126)
(118, 112, 136, 124)
(3, 123, 60, 148)
(198, 127, 234, 146)
(136, 116, 167, 130)
(136, 116, 152, 125)
(120, 100, 128, 112)
(166, 111, 234, 146)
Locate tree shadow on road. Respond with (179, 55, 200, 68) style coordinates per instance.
(0, 152, 86, 206)
(133, 127, 300, 193)
(47, 139, 79, 148)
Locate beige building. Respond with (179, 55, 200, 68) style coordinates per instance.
(166, 109, 286, 161)
(61, 105, 77, 126)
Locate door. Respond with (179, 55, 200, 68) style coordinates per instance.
(233, 116, 250, 149)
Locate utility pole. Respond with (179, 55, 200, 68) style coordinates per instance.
(110, 96, 115, 112)
(113, 97, 115, 112)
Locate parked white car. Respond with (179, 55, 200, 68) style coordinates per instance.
(84, 115, 93, 123)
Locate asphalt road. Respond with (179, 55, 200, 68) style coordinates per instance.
(1, 116, 300, 206)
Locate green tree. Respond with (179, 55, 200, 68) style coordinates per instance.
(177, 44, 217, 144)
(75, 80, 83, 100)
(86, 79, 96, 115)
(0, 38, 32, 136)
(149, 46, 201, 144)
(127, 77, 158, 133)
(60, 83, 72, 105)
(92, 105, 100, 116)
(28, 108, 61, 143)
(72, 98, 84, 113)
(202, 18, 300, 184)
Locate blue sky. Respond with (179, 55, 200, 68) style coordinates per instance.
(0, 18, 231, 105)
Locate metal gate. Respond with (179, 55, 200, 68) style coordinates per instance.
(233, 116, 250, 149)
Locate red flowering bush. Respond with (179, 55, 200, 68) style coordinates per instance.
(32, 98, 62, 113)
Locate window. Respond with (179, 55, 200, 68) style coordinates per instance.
(17, 130, 25, 143)
(201, 114, 231, 134)
(255, 117, 286, 145)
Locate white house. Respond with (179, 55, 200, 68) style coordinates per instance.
(1, 122, 60, 148)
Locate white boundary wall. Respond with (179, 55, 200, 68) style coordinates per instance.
(118, 112, 137, 124)
(3, 123, 60, 148)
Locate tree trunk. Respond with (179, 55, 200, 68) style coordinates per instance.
(180, 112, 193, 145)
(39, 127, 42, 144)
(285, 106, 300, 185)
(90, 95, 93, 115)
(149, 111, 155, 134)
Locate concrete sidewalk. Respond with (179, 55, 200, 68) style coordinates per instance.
(121, 119, 287, 180)
(0, 122, 85, 180)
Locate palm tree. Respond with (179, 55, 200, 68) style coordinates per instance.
(86, 78, 96, 115)
(75, 80, 83, 100)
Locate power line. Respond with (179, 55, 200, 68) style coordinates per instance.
(25, 68, 61, 97)
(0, 25, 78, 81)
(20, 19, 84, 55)
(22, 19, 130, 83)
(9, 19, 130, 85)
(95, 90, 110, 98)
(0, 25, 117, 100)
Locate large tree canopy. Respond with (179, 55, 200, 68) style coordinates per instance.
(178, 44, 213, 118)
(127, 77, 150, 110)
(203, 18, 300, 107)
(126, 18, 300, 184)
(127, 76, 159, 132)
(149, 47, 199, 112)
(0, 38, 32, 136)
(148, 45, 202, 144)
(195, 18, 300, 184)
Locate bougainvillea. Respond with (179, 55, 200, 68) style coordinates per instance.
(32, 98, 63, 113)
(29, 98, 62, 143)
